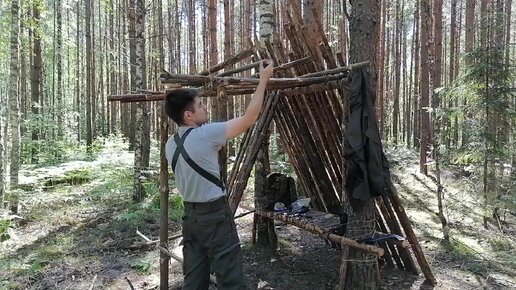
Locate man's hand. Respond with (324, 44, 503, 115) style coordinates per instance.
(226, 59, 275, 140)
(260, 59, 274, 81)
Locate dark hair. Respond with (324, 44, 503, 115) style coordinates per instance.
(164, 88, 200, 125)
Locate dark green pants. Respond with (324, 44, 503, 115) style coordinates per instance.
(182, 197, 246, 290)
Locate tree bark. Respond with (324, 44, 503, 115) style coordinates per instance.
(392, 0, 401, 144)
(376, 1, 386, 136)
(419, 0, 431, 175)
(9, 0, 21, 212)
(109, 0, 117, 134)
(254, 0, 275, 248)
(159, 91, 170, 290)
(56, 0, 63, 137)
(412, 2, 420, 149)
(446, 0, 457, 149)
(341, 0, 380, 289)
(224, 0, 235, 156)
(303, 0, 324, 50)
(0, 112, 3, 208)
(462, 0, 475, 147)
(76, 1, 81, 143)
(85, 0, 93, 149)
(431, 0, 449, 242)
(132, 0, 147, 202)
(188, 0, 196, 74)
(30, 2, 42, 163)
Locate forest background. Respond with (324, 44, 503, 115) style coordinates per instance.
(0, 0, 514, 289)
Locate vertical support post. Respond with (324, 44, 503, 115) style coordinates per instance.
(159, 101, 170, 290)
(217, 86, 228, 184)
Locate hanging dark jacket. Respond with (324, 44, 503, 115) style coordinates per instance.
(343, 68, 392, 206)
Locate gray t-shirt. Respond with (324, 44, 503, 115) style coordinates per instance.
(165, 122, 228, 203)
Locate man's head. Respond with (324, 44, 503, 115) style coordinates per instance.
(164, 88, 208, 126)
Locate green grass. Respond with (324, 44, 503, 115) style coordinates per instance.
(489, 235, 514, 252)
(130, 259, 152, 274)
(444, 239, 491, 274)
(43, 168, 93, 187)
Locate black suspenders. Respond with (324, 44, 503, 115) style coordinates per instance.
(171, 128, 225, 192)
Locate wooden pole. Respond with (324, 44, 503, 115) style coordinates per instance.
(300, 61, 369, 78)
(388, 183, 438, 285)
(160, 73, 348, 88)
(159, 104, 170, 290)
(241, 205, 384, 256)
(198, 47, 255, 75)
(228, 92, 279, 213)
(217, 56, 312, 77)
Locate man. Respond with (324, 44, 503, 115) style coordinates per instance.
(164, 60, 274, 290)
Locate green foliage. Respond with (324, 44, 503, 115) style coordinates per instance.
(89, 166, 132, 197)
(450, 148, 483, 166)
(269, 132, 295, 175)
(19, 111, 111, 166)
(150, 192, 184, 222)
(130, 259, 151, 274)
(442, 9, 515, 217)
(0, 219, 12, 243)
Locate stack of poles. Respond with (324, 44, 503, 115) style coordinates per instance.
(107, 7, 436, 286)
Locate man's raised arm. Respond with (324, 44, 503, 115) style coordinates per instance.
(226, 60, 274, 139)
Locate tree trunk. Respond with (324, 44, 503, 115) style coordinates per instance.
(0, 113, 3, 208)
(85, 0, 93, 149)
(462, 0, 475, 147)
(341, 0, 380, 289)
(20, 19, 28, 137)
(188, 0, 196, 74)
(56, 0, 63, 137)
(303, 0, 324, 50)
(401, 0, 408, 144)
(9, 0, 21, 212)
(419, 0, 431, 175)
(255, 0, 276, 248)
(412, 2, 420, 149)
(431, 0, 449, 242)
(208, 0, 219, 120)
(140, 4, 150, 171)
(480, 0, 490, 229)
(392, 0, 401, 144)
(446, 0, 457, 149)
(129, 0, 137, 150)
(109, 0, 117, 134)
(224, 0, 235, 157)
(505, 0, 514, 178)
(30, 2, 42, 163)
(76, 1, 81, 143)
(91, 1, 97, 140)
(132, 0, 147, 202)
(377, 1, 386, 137)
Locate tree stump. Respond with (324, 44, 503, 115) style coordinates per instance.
(255, 173, 297, 248)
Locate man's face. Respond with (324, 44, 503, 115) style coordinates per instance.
(186, 96, 208, 126)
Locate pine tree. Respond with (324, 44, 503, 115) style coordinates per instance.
(9, 0, 21, 213)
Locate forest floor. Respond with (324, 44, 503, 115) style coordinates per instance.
(0, 137, 515, 290)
